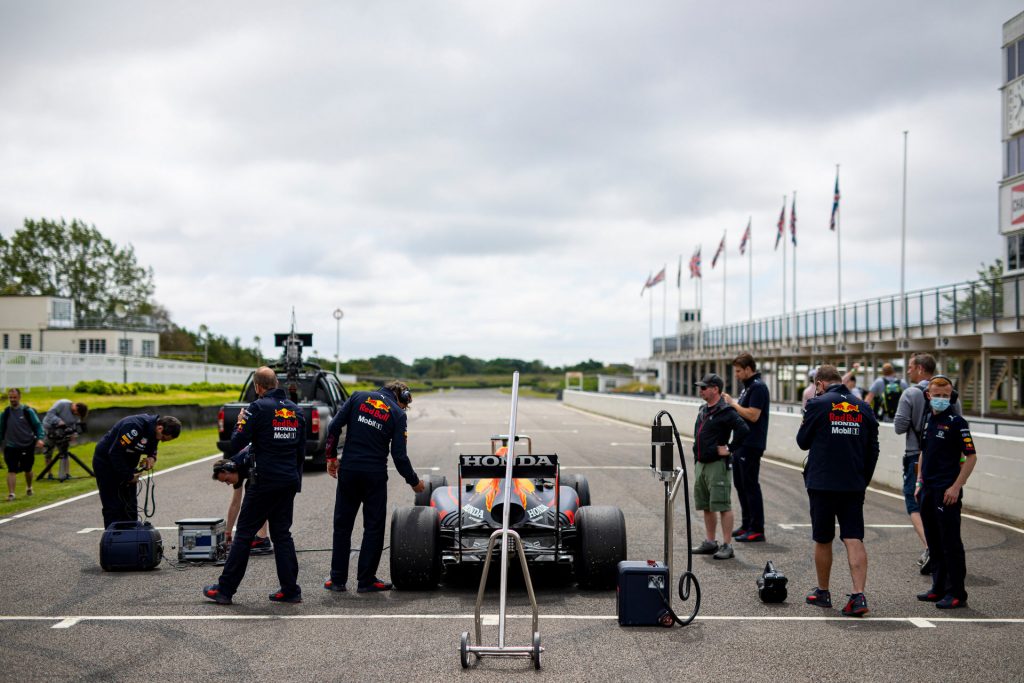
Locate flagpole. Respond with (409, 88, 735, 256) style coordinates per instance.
(836, 164, 842, 341)
(782, 195, 787, 342)
(649, 285, 653, 357)
(792, 190, 797, 316)
(661, 264, 667, 355)
(677, 256, 682, 353)
(748, 218, 753, 342)
(722, 230, 727, 348)
(900, 131, 908, 339)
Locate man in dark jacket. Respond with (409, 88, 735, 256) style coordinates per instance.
(93, 413, 181, 527)
(914, 375, 976, 609)
(797, 365, 879, 617)
(203, 367, 306, 605)
(323, 380, 424, 592)
(724, 352, 771, 542)
(690, 373, 749, 561)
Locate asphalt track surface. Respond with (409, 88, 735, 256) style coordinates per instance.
(1, 389, 1022, 682)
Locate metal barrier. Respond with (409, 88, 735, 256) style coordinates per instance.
(654, 273, 1022, 354)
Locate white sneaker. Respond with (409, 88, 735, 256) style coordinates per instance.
(6, 493, 14, 501)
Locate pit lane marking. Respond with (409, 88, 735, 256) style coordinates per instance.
(777, 523, 913, 530)
(1, 614, 1021, 630)
(0, 454, 223, 528)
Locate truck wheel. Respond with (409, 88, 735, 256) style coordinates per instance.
(574, 505, 626, 590)
(560, 473, 591, 507)
(389, 506, 441, 590)
(414, 474, 448, 506)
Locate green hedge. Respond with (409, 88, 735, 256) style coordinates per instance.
(71, 380, 241, 395)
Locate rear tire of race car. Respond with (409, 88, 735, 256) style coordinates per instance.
(574, 505, 627, 590)
(389, 506, 441, 590)
(414, 474, 448, 506)
(560, 473, 591, 507)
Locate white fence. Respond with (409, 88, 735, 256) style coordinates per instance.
(0, 350, 252, 389)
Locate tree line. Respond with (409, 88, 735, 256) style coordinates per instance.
(319, 354, 631, 378)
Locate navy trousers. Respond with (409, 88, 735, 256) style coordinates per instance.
(920, 486, 967, 601)
(218, 483, 300, 598)
(733, 446, 765, 533)
(93, 458, 137, 529)
(330, 469, 389, 588)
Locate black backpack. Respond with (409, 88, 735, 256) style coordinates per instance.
(881, 378, 903, 419)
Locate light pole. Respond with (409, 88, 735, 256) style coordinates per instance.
(114, 304, 128, 384)
(199, 324, 209, 383)
(333, 308, 344, 375)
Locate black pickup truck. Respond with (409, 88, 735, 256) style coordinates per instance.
(216, 363, 350, 468)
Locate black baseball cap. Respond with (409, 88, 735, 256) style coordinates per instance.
(695, 373, 724, 390)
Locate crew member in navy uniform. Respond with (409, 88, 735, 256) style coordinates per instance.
(797, 365, 879, 617)
(724, 352, 771, 543)
(914, 375, 977, 609)
(323, 380, 424, 593)
(204, 367, 305, 605)
(93, 414, 181, 528)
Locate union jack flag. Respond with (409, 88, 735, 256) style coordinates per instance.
(641, 271, 652, 296)
(711, 233, 725, 268)
(829, 170, 840, 231)
(790, 194, 797, 246)
(739, 218, 751, 255)
(649, 266, 666, 286)
(775, 198, 786, 250)
(689, 247, 702, 279)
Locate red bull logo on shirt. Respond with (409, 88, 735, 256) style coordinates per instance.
(359, 397, 391, 423)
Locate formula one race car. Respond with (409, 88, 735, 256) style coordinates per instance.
(389, 435, 627, 590)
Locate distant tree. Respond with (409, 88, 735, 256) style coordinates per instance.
(0, 218, 154, 321)
(942, 260, 1003, 320)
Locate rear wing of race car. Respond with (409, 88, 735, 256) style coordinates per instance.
(459, 454, 559, 480)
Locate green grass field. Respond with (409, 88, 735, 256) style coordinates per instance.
(8, 387, 240, 411)
(1, 427, 221, 516)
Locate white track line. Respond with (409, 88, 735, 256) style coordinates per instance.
(778, 523, 913, 530)
(0, 614, 1020, 629)
(0, 453, 222, 527)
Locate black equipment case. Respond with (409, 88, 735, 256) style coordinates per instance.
(616, 560, 670, 626)
(99, 521, 163, 571)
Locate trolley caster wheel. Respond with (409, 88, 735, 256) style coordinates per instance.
(460, 631, 470, 669)
(532, 631, 541, 670)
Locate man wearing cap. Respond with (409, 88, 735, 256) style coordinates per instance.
(691, 373, 749, 560)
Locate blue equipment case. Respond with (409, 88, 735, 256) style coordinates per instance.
(617, 560, 670, 626)
(99, 521, 163, 571)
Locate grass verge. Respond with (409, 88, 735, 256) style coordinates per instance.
(9, 388, 239, 411)
(1, 427, 220, 516)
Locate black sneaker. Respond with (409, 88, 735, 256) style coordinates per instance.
(731, 528, 748, 539)
(357, 579, 393, 593)
(736, 531, 765, 543)
(269, 590, 302, 603)
(202, 585, 232, 605)
(324, 578, 347, 592)
(692, 539, 719, 555)
(935, 595, 967, 610)
(806, 587, 832, 608)
(841, 593, 869, 617)
(916, 590, 941, 602)
(250, 536, 273, 555)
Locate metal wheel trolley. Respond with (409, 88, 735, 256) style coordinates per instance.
(460, 372, 544, 669)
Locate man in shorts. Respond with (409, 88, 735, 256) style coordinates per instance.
(690, 374, 749, 561)
(797, 365, 879, 617)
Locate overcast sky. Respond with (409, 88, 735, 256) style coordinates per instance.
(0, 1, 1018, 366)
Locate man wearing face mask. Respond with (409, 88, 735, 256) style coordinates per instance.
(797, 365, 879, 617)
(893, 353, 960, 574)
(914, 376, 976, 609)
